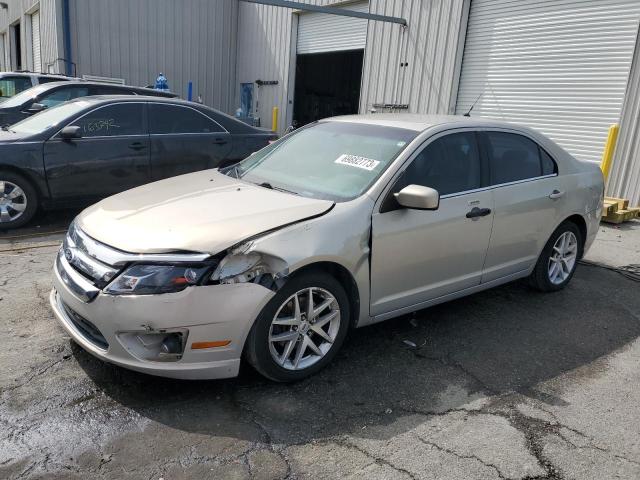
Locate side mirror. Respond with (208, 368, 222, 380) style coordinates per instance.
(394, 184, 440, 210)
(26, 103, 47, 114)
(59, 126, 82, 140)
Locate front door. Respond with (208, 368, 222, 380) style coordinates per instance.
(370, 131, 494, 317)
(44, 102, 150, 202)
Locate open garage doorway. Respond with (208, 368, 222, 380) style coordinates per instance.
(293, 49, 363, 127)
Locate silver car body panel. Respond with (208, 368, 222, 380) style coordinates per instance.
(76, 170, 334, 255)
(51, 114, 604, 379)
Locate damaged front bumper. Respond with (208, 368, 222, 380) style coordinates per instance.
(50, 256, 275, 380)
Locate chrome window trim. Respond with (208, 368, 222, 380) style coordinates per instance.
(70, 223, 211, 267)
(440, 173, 559, 200)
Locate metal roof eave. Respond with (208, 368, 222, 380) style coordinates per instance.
(239, 0, 407, 26)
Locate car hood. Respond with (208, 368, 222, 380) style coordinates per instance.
(0, 129, 30, 143)
(77, 170, 334, 255)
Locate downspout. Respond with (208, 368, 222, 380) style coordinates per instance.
(62, 0, 72, 76)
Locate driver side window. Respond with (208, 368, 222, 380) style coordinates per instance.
(382, 132, 482, 212)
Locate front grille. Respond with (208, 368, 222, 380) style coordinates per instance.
(60, 300, 109, 350)
(63, 224, 121, 289)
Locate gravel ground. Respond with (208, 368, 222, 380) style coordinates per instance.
(1, 215, 639, 480)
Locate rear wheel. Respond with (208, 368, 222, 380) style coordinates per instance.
(0, 172, 38, 230)
(529, 221, 583, 292)
(244, 271, 350, 382)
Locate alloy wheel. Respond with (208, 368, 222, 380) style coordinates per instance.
(268, 287, 341, 371)
(0, 181, 28, 224)
(547, 231, 578, 285)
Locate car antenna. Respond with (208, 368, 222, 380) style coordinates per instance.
(464, 90, 484, 117)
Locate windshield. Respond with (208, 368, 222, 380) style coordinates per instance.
(9, 100, 92, 134)
(231, 121, 417, 201)
(0, 84, 49, 108)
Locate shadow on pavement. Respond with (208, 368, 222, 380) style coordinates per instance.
(73, 263, 640, 445)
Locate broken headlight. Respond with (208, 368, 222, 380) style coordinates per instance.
(210, 251, 288, 289)
(104, 264, 211, 295)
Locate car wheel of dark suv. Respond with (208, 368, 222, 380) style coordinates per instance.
(0, 171, 38, 230)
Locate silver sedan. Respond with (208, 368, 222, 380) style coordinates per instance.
(50, 114, 604, 381)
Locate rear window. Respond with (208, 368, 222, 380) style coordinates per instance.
(483, 131, 557, 185)
(149, 104, 224, 134)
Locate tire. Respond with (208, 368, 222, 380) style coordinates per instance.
(244, 271, 350, 382)
(529, 221, 583, 292)
(0, 171, 38, 230)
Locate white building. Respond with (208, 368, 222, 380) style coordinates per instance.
(1, 0, 640, 204)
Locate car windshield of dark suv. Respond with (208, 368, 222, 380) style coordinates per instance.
(230, 121, 417, 201)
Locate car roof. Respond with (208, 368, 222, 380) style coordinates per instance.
(68, 95, 207, 107)
(0, 71, 70, 78)
(324, 113, 527, 133)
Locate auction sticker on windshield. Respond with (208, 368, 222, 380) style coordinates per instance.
(335, 154, 380, 171)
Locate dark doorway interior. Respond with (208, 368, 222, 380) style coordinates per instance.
(293, 49, 364, 127)
(11, 23, 22, 70)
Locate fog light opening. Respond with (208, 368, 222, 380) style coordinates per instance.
(161, 333, 183, 355)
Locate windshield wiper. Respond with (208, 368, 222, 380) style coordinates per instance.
(255, 181, 299, 196)
(1, 125, 12, 132)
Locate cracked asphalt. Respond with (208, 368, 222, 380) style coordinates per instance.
(1, 214, 640, 480)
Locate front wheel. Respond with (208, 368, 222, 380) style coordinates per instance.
(529, 221, 583, 292)
(244, 271, 350, 382)
(0, 172, 38, 230)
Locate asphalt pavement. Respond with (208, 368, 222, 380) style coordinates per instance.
(1, 214, 639, 479)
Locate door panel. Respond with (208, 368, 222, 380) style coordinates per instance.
(150, 133, 231, 180)
(43, 103, 150, 202)
(370, 130, 493, 317)
(482, 177, 564, 282)
(371, 191, 494, 316)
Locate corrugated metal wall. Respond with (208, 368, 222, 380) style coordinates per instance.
(0, 0, 64, 73)
(237, 0, 468, 134)
(360, 0, 468, 114)
(68, 0, 239, 112)
(455, 0, 640, 165)
(236, 0, 337, 134)
(609, 25, 640, 206)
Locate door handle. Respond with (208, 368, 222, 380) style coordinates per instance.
(466, 207, 492, 219)
(212, 138, 228, 145)
(128, 142, 146, 151)
(549, 190, 565, 200)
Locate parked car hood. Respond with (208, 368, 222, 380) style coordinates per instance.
(77, 170, 334, 255)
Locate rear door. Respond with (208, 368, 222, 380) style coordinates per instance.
(370, 130, 494, 316)
(148, 103, 231, 180)
(480, 130, 563, 282)
(43, 102, 151, 202)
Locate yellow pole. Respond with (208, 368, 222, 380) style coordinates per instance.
(600, 123, 620, 182)
(272, 107, 279, 133)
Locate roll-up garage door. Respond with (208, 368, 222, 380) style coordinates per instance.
(455, 0, 640, 163)
(31, 11, 42, 72)
(297, 2, 369, 55)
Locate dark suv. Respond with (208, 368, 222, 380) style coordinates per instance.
(0, 81, 177, 126)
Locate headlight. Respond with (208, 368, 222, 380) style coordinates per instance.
(104, 264, 210, 295)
